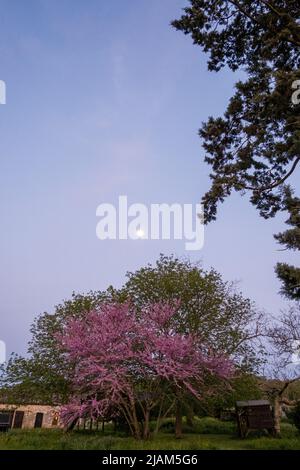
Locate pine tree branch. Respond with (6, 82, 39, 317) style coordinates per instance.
(228, 0, 262, 26)
(260, 1, 300, 46)
(241, 156, 300, 192)
(259, 0, 285, 18)
(229, 0, 300, 47)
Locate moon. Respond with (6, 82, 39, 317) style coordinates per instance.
(136, 228, 145, 238)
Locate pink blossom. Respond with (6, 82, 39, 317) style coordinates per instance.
(58, 302, 233, 431)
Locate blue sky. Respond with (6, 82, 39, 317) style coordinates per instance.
(0, 0, 298, 356)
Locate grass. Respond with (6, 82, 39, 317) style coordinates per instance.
(0, 418, 300, 450)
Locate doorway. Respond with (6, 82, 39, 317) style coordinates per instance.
(13, 411, 25, 429)
(34, 412, 44, 428)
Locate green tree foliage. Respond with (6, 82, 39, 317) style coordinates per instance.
(274, 186, 300, 300)
(197, 374, 262, 418)
(0, 290, 120, 404)
(172, 1, 300, 222)
(290, 401, 300, 431)
(0, 256, 263, 404)
(123, 255, 264, 370)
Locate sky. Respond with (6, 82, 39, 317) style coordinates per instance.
(0, 0, 298, 357)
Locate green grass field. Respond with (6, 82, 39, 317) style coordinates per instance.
(0, 418, 299, 450)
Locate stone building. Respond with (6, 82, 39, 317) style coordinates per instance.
(0, 404, 62, 430)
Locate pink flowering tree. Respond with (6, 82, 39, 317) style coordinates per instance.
(58, 302, 233, 439)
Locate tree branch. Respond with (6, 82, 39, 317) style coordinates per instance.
(228, 0, 262, 26)
(229, 0, 300, 47)
(259, 0, 285, 17)
(240, 156, 300, 192)
(277, 376, 300, 399)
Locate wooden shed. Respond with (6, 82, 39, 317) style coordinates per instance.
(235, 400, 275, 438)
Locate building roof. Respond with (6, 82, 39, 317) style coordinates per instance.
(236, 400, 270, 407)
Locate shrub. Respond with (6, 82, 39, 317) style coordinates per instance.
(158, 417, 237, 435)
(290, 402, 300, 432)
(194, 417, 236, 435)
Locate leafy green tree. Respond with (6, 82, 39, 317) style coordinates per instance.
(122, 254, 265, 435)
(172, 1, 300, 221)
(197, 374, 262, 418)
(0, 256, 263, 409)
(0, 290, 121, 404)
(291, 401, 300, 432)
(274, 186, 300, 300)
(123, 255, 264, 370)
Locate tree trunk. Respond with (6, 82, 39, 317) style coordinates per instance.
(64, 417, 78, 433)
(175, 401, 182, 439)
(154, 404, 163, 435)
(273, 395, 282, 437)
(186, 406, 194, 428)
(143, 409, 150, 440)
(131, 407, 141, 440)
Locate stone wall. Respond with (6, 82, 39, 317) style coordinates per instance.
(0, 404, 62, 429)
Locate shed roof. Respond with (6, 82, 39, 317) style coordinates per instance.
(236, 400, 270, 407)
